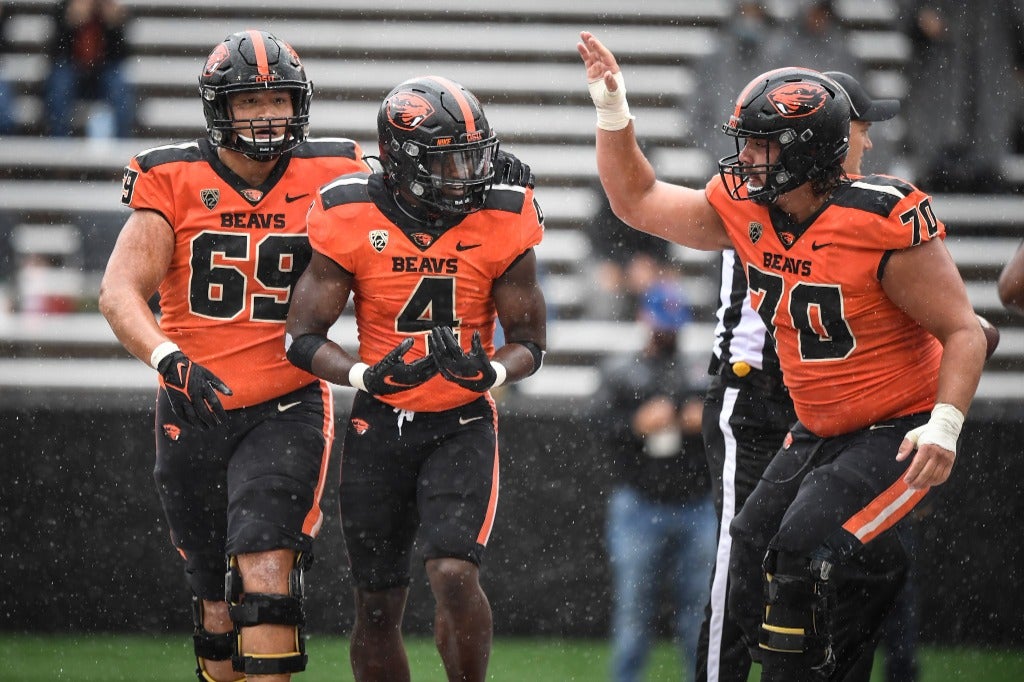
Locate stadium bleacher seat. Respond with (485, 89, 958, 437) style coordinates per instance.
(2, 0, 1023, 403)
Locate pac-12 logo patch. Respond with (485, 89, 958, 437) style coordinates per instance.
(369, 230, 389, 252)
(748, 221, 763, 244)
(200, 189, 220, 210)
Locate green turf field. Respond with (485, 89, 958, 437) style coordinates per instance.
(2, 634, 1023, 681)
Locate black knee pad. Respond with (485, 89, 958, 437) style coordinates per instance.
(759, 549, 835, 675)
(225, 554, 309, 675)
(190, 591, 238, 681)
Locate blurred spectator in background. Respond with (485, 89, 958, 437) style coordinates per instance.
(824, 70, 901, 176)
(898, 0, 1024, 192)
(585, 182, 682, 321)
(691, 1, 777, 162)
(0, 2, 17, 134)
(594, 280, 716, 682)
(765, 0, 862, 78)
(44, 0, 135, 138)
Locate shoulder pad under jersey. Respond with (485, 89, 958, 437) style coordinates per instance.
(482, 184, 528, 214)
(293, 137, 362, 160)
(319, 173, 373, 210)
(833, 175, 919, 217)
(133, 140, 204, 171)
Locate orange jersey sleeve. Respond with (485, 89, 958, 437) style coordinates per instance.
(122, 137, 369, 409)
(705, 174, 944, 436)
(308, 174, 544, 412)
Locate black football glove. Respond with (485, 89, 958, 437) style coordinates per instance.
(493, 149, 535, 188)
(430, 326, 497, 393)
(157, 351, 232, 429)
(360, 337, 439, 396)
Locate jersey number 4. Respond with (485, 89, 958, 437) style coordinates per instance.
(189, 231, 311, 322)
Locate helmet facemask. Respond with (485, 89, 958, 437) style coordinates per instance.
(385, 133, 499, 215)
(719, 125, 818, 205)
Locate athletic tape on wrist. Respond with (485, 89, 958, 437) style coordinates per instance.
(490, 361, 507, 389)
(918, 402, 964, 453)
(587, 71, 634, 131)
(348, 363, 369, 392)
(150, 341, 181, 370)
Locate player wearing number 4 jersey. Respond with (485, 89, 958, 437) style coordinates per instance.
(579, 32, 985, 682)
(100, 30, 369, 682)
(285, 75, 545, 682)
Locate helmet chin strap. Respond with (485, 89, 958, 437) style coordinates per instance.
(388, 178, 440, 224)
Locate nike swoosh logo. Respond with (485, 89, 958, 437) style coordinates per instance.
(383, 376, 418, 387)
(811, 241, 833, 251)
(278, 400, 302, 412)
(455, 242, 481, 251)
(459, 416, 484, 425)
(175, 362, 188, 385)
(285, 192, 311, 203)
(869, 423, 895, 430)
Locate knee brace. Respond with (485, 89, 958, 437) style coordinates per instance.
(190, 592, 241, 682)
(758, 549, 836, 675)
(225, 553, 309, 676)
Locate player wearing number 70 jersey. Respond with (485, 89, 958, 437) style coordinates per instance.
(99, 30, 369, 682)
(580, 31, 985, 682)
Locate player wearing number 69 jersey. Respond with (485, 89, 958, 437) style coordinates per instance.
(581, 32, 984, 682)
(285, 76, 546, 682)
(100, 30, 369, 682)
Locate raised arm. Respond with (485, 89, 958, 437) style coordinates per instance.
(577, 31, 731, 251)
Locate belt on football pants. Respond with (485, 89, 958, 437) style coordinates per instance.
(709, 356, 786, 394)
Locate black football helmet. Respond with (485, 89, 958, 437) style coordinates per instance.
(199, 30, 312, 161)
(378, 76, 499, 217)
(718, 67, 850, 204)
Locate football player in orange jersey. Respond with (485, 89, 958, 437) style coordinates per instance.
(695, 69, 904, 682)
(580, 33, 985, 682)
(99, 30, 371, 682)
(284, 76, 546, 682)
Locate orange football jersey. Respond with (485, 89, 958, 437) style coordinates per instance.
(307, 173, 545, 412)
(121, 137, 369, 409)
(706, 174, 945, 437)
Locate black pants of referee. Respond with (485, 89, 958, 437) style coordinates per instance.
(694, 370, 796, 682)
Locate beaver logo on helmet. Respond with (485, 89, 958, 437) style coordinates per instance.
(387, 93, 435, 131)
(203, 43, 230, 78)
(767, 82, 828, 118)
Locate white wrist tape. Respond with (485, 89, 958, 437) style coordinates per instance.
(348, 362, 369, 392)
(587, 71, 634, 131)
(150, 341, 181, 370)
(490, 361, 507, 389)
(903, 403, 964, 453)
